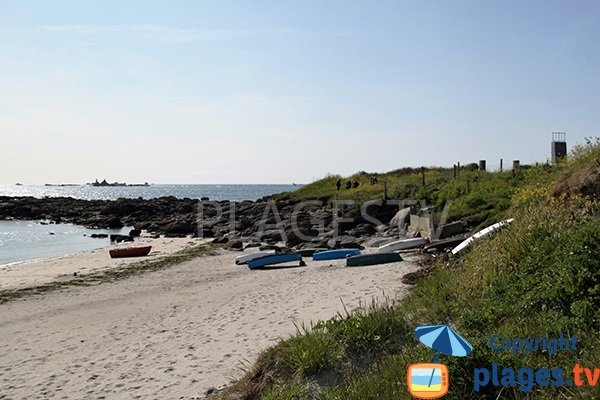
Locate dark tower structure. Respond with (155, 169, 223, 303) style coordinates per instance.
(551, 132, 567, 163)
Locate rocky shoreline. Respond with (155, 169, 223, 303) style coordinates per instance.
(0, 196, 467, 252)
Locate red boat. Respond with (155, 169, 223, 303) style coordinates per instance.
(109, 245, 152, 258)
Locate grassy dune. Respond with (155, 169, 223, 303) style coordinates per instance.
(217, 139, 600, 400)
(277, 164, 528, 229)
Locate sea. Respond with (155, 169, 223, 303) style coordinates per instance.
(0, 184, 300, 202)
(0, 184, 300, 267)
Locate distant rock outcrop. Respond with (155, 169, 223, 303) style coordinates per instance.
(0, 195, 465, 249)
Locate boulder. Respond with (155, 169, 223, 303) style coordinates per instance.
(259, 244, 288, 252)
(339, 235, 363, 249)
(224, 239, 243, 251)
(389, 207, 411, 229)
(161, 221, 196, 237)
(103, 216, 124, 229)
(283, 224, 319, 247)
(347, 223, 376, 237)
(243, 242, 262, 250)
(438, 221, 466, 239)
(309, 237, 331, 248)
(258, 229, 284, 242)
(110, 234, 134, 243)
(198, 226, 215, 238)
(212, 236, 229, 244)
(129, 228, 142, 237)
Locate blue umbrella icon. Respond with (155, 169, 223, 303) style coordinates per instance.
(415, 325, 473, 387)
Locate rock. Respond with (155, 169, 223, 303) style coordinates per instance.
(103, 199, 138, 216)
(333, 219, 358, 234)
(364, 237, 394, 247)
(129, 228, 142, 237)
(161, 221, 195, 237)
(258, 229, 284, 242)
(90, 233, 109, 239)
(326, 235, 363, 249)
(103, 216, 124, 229)
(259, 244, 288, 252)
(389, 207, 411, 229)
(224, 239, 243, 251)
(146, 223, 161, 233)
(283, 225, 319, 247)
(212, 236, 229, 244)
(110, 234, 134, 243)
(198, 226, 215, 238)
(438, 221, 466, 239)
(347, 223, 376, 237)
(339, 235, 363, 249)
(310, 236, 331, 248)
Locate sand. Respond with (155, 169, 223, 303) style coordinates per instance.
(0, 247, 421, 399)
(0, 236, 206, 291)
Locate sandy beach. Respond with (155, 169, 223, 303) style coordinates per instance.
(0, 236, 206, 291)
(0, 247, 420, 399)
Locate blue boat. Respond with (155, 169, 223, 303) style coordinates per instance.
(312, 248, 361, 261)
(247, 252, 304, 269)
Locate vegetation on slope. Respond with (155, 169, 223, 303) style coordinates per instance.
(276, 163, 529, 229)
(217, 138, 600, 400)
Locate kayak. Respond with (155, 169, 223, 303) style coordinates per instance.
(346, 252, 403, 267)
(423, 237, 466, 253)
(109, 245, 152, 258)
(312, 249, 361, 261)
(296, 248, 328, 257)
(378, 237, 427, 253)
(235, 250, 276, 265)
(247, 252, 304, 269)
(451, 219, 514, 255)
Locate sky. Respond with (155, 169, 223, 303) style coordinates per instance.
(1, 1, 599, 184)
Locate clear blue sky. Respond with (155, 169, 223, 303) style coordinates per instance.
(1, 1, 598, 184)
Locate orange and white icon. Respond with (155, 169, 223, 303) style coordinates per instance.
(406, 363, 449, 399)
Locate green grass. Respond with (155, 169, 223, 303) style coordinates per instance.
(276, 164, 531, 229)
(0, 243, 215, 304)
(216, 139, 600, 400)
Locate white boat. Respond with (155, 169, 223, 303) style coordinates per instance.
(377, 237, 427, 253)
(235, 250, 277, 265)
(451, 218, 514, 255)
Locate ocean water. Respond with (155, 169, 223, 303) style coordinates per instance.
(0, 184, 300, 201)
(0, 220, 133, 267)
(0, 184, 300, 267)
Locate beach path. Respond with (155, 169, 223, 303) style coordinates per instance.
(0, 250, 419, 399)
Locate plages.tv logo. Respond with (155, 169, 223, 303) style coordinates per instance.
(407, 325, 473, 399)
